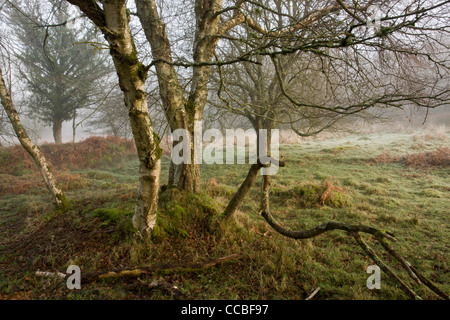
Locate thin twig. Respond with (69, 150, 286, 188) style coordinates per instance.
(305, 287, 321, 300)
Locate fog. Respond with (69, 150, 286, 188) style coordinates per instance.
(4, 104, 445, 147)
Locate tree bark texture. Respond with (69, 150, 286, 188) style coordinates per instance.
(136, 0, 224, 192)
(66, 0, 161, 235)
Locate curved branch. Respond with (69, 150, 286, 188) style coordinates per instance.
(260, 210, 396, 241)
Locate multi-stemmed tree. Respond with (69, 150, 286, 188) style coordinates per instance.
(212, 0, 449, 218)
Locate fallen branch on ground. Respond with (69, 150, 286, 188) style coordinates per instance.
(35, 270, 66, 279)
(35, 254, 240, 284)
(138, 278, 185, 300)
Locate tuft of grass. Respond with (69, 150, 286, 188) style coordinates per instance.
(321, 145, 356, 154)
(91, 207, 132, 225)
(359, 183, 387, 196)
(421, 188, 443, 198)
(279, 179, 352, 209)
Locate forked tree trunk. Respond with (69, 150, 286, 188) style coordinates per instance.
(0, 67, 69, 210)
(53, 118, 63, 144)
(136, 0, 222, 193)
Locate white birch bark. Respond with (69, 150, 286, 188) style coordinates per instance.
(67, 0, 162, 235)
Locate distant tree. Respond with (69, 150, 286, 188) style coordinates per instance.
(7, 0, 109, 144)
(85, 83, 132, 138)
(85, 81, 167, 139)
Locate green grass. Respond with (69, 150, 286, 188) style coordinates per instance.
(0, 131, 448, 300)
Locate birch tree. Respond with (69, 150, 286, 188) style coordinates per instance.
(63, 0, 162, 235)
(0, 66, 69, 209)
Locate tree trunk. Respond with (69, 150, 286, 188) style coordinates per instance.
(132, 155, 161, 235)
(66, 0, 161, 236)
(136, 0, 222, 193)
(168, 159, 182, 186)
(178, 162, 201, 193)
(0, 67, 69, 210)
(136, 0, 193, 192)
(223, 163, 261, 219)
(53, 118, 63, 144)
(168, 128, 200, 191)
(222, 119, 275, 219)
(72, 109, 76, 143)
(168, 140, 201, 192)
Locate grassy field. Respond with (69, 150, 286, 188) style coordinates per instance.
(0, 130, 448, 300)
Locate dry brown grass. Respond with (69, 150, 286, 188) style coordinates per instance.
(371, 152, 397, 164)
(0, 172, 88, 196)
(402, 146, 450, 168)
(371, 147, 450, 168)
(0, 136, 136, 175)
(320, 179, 345, 206)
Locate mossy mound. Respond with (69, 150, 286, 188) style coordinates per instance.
(151, 188, 221, 241)
(91, 207, 136, 240)
(278, 179, 352, 209)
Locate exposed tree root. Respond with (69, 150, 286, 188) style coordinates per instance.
(261, 211, 396, 241)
